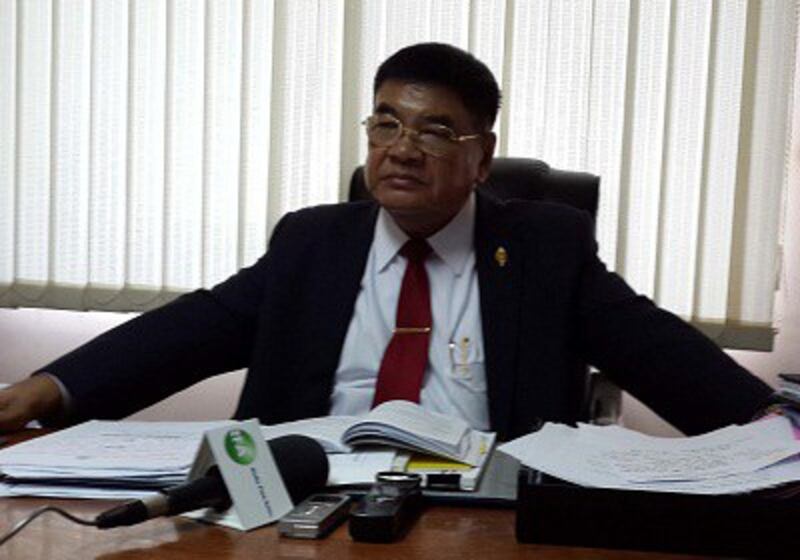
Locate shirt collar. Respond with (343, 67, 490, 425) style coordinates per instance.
(374, 191, 475, 276)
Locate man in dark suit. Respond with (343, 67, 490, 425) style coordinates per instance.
(0, 43, 772, 439)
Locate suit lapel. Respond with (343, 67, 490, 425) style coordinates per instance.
(315, 202, 379, 377)
(475, 192, 524, 438)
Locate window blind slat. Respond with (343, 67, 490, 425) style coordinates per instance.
(338, 0, 366, 200)
(202, 0, 243, 288)
(468, 0, 507, 140)
(655, 1, 713, 317)
(310, 0, 345, 215)
(542, 0, 592, 170)
(729, 0, 797, 326)
(587, 0, 629, 267)
(268, 0, 343, 229)
(506, 0, 550, 158)
(0, 0, 16, 299)
(50, 0, 92, 309)
(617, 0, 670, 298)
(239, 0, 274, 268)
(269, 0, 314, 226)
(347, 0, 385, 170)
(86, 0, 128, 307)
(126, 0, 166, 303)
(164, 0, 204, 293)
(15, 0, 52, 303)
(695, 1, 747, 324)
(428, 0, 469, 47)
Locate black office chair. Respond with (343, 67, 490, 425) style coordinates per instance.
(350, 157, 599, 225)
(348, 157, 621, 424)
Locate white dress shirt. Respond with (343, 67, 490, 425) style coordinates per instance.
(330, 193, 489, 430)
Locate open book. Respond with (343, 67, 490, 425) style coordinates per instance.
(260, 400, 495, 467)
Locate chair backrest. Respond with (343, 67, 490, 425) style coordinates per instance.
(348, 157, 600, 223)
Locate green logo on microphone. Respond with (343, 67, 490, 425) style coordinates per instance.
(224, 429, 256, 465)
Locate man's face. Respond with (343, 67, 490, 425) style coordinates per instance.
(365, 80, 496, 237)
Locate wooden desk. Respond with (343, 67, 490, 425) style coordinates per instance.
(0, 497, 721, 560)
(0, 430, 717, 560)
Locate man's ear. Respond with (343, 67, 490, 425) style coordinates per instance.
(476, 132, 497, 183)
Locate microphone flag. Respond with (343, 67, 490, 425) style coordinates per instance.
(184, 419, 294, 530)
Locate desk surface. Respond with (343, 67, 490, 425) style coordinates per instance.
(0, 497, 717, 560)
(0, 430, 717, 560)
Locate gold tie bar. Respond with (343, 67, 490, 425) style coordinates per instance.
(393, 327, 432, 334)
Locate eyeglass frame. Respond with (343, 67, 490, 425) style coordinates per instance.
(361, 113, 484, 158)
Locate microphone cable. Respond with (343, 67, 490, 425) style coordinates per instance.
(0, 506, 98, 547)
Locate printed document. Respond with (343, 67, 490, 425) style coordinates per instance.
(0, 420, 230, 472)
(499, 416, 800, 494)
(261, 416, 358, 453)
(0, 420, 231, 498)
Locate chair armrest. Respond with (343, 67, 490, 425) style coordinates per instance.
(585, 369, 622, 425)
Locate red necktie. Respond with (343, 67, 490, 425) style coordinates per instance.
(372, 239, 433, 407)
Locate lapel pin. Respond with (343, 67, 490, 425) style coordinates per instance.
(494, 246, 508, 268)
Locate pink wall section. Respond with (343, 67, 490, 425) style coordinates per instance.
(0, 307, 245, 421)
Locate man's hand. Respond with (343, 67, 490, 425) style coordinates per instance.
(0, 375, 64, 432)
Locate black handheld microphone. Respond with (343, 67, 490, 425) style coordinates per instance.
(96, 434, 329, 529)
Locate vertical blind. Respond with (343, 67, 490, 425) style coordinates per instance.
(0, 0, 796, 350)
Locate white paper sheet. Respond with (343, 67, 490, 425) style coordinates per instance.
(260, 416, 358, 453)
(353, 401, 469, 447)
(0, 420, 231, 472)
(499, 416, 800, 494)
(0, 481, 159, 500)
(327, 450, 396, 486)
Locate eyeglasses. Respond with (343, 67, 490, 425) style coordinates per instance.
(361, 113, 482, 158)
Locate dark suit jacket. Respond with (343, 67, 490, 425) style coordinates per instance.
(44, 191, 772, 440)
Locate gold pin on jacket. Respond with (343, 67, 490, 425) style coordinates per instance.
(494, 246, 508, 267)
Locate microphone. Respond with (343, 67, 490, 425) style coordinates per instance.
(96, 434, 328, 529)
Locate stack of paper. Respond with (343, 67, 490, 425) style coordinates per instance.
(0, 420, 230, 499)
(499, 416, 800, 495)
(0, 404, 496, 499)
